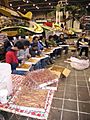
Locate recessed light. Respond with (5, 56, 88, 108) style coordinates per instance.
(49, 3, 51, 5)
(10, 4, 12, 7)
(33, 4, 35, 6)
(26, 0, 29, 3)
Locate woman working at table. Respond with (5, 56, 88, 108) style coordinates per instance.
(17, 40, 31, 63)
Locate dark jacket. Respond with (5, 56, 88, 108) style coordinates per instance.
(29, 43, 40, 57)
(77, 38, 90, 48)
(56, 38, 67, 46)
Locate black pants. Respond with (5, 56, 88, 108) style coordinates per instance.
(79, 47, 88, 57)
(62, 46, 68, 54)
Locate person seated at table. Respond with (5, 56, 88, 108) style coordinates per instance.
(5, 41, 24, 73)
(56, 34, 68, 54)
(77, 32, 90, 58)
(38, 36, 47, 47)
(29, 36, 43, 57)
(53, 34, 59, 43)
(17, 40, 31, 63)
(30, 36, 49, 68)
(47, 35, 62, 59)
(47, 35, 57, 47)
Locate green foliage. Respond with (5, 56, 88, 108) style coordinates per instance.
(18, 28, 25, 36)
(47, 11, 55, 17)
(55, 4, 86, 19)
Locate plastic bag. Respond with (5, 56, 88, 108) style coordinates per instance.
(69, 57, 90, 70)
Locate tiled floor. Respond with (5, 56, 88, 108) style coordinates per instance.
(48, 55, 90, 120)
(1, 54, 90, 120)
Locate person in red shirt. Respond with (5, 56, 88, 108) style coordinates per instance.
(6, 41, 24, 72)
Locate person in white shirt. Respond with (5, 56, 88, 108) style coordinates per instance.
(17, 40, 31, 63)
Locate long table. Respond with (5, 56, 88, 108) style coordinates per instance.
(16, 46, 63, 72)
(0, 74, 58, 120)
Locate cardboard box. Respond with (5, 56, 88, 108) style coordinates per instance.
(49, 65, 71, 78)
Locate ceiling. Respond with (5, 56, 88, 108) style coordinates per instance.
(0, 0, 90, 13)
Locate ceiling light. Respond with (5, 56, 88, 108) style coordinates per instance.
(26, 0, 29, 3)
(66, 2, 68, 5)
(17, 6, 20, 10)
(49, 3, 51, 5)
(88, 3, 90, 5)
(10, 4, 12, 7)
(24, 9, 26, 11)
(45, 0, 47, 1)
(86, 6, 88, 8)
(36, 6, 39, 9)
(33, 4, 35, 6)
(51, 6, 53, 8)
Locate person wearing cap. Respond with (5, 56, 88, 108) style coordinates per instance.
(77, 32, 90, 58)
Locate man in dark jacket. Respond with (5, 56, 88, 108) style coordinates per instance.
(29, 36, 43, 57)
(56, 34, 68, 54)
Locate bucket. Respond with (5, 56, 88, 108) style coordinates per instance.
(0, 63, 13, 95)
(0, 89, 8, 104)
